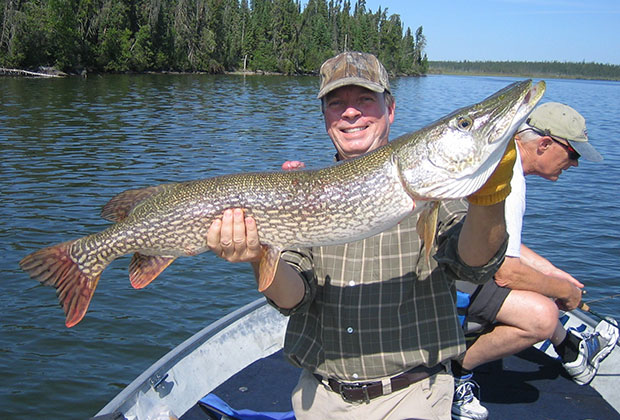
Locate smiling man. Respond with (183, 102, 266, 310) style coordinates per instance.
(207, 51, 515, 419)
(318, 52, 395, 160)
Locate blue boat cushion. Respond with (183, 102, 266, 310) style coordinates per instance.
(456, 290, 470, 327)
(199, 393, 295, 420)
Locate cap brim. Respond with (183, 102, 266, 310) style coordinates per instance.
(567, 139, 603, 162)
(317, 77, 386, 98)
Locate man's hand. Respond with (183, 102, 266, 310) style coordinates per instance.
(207, 208, 263, 263)
(555, 282, 583, 311)
(207, 208, 306, 307)
(282, 161, 305, 170)
(208, 160, 304, 261)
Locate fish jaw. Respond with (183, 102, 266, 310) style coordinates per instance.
(394, 79, 546, 200)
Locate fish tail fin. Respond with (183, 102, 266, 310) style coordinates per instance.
(129, 253, 176, 289)
(19, 240, 102, 327)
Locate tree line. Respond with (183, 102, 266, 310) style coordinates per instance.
(0, 0, 428, 75)
(429, 60, 620, 81)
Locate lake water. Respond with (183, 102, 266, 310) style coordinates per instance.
(1, 74, 619, 419)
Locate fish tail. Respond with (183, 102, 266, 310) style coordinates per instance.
(19, 240, 102, 328)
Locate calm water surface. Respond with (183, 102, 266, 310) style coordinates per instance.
(1, 74, 619, 419)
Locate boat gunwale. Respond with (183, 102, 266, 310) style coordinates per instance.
(96, 298, 281, 417)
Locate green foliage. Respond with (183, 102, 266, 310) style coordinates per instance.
(429, 60, 620, 81)
(1, 0, 49, 67)
(131, 24, 155, 71)
(46, 0, 80, 69)
(0, 0, 428, 75)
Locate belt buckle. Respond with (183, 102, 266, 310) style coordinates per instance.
(338, 382, 371, 404)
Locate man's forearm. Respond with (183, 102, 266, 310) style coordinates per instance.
(458, 202, 507, 267)
(519, 244, 554, 273)
(252, 258, 305, 309)
(495, 257, 575, 300)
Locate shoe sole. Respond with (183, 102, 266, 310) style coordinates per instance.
(451, 407, 489, 420)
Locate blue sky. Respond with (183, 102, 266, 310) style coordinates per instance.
(359, 0, 620, 65)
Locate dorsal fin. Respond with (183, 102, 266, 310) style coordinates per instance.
(101, 184, 175, 222)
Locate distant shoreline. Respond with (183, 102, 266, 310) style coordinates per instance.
(3, 64, 619, 82)
(428, 69, 620, 82)
(428, 61, 620, 82)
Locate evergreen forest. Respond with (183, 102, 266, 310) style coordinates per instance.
(0, 0, 429, 75)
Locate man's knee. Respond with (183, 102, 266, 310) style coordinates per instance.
(527, 298, 558, 339)
(499, 291, 559, 340)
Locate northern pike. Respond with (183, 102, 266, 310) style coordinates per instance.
(20, 79, 545, 327)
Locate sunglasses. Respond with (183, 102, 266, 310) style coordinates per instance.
(518, 127, 581, 161)
(549, 137, 581, 161)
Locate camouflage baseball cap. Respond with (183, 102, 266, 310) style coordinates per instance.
(527, 102, 602, 162)
(317, 51, 390, 99)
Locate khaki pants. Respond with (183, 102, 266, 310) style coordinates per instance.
(292, 367, 454, 420)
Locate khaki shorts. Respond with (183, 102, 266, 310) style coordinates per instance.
(292, 366, 454, 420)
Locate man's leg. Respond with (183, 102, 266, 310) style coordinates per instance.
(461, 289, 558, 370)
(452, 286, 558, 420)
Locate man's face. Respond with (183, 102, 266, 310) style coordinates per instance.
(536, 136, 579, 181)
(323, 85, 395, 161)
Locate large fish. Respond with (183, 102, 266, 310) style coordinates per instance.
(20, 79, 545, 327)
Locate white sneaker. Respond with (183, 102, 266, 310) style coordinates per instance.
(451, 375, 488, 420)
(562, 317, 619, 385)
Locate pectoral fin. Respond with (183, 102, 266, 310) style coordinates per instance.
(129, 253, 176, 289)
(416, 201, 440, 268)
(257, 246, 282, 292)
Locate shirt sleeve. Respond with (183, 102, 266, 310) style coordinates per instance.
(265, 247, 317, 316)
(434, 200, 508, 285)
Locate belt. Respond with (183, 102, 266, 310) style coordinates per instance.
(314, 363, 444, 404)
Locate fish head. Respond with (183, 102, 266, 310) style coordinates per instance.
(396, 79, 546, 199)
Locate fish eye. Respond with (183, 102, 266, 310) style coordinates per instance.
(456, 116, 473, 131)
